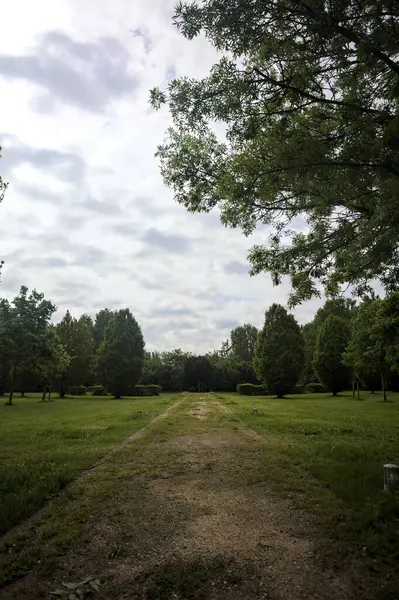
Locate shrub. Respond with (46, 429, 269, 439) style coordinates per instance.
(237, 383, 267, 396)
(146, 384, 162, 396)
(129, 384, 161, 396)
(306, 382, 327, 393)
(70, 385, 87, 396)
(91, 385, 108, 396)
(290, 384, 306, 394)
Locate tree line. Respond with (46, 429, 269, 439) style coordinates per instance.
(1, 286, 399, 403)
(0, 288, 145, 404)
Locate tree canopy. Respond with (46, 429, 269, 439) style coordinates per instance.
(254, 303, 304, 397)
(151, 1, 399, 304)
(313, 315, 351, 395)
(97, 309, 145, 398)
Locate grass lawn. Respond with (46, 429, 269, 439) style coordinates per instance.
(0, 392, 178, 536)
(217, 391, 399, 566)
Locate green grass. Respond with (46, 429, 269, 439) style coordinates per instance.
(217, 391, 399, 564)
(0, 392, 178, 536)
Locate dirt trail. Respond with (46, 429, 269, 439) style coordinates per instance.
(1, 394, 365, 600)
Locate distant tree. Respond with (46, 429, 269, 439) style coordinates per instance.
(39, 329, 71, 401)
(183, 355, 214, 392)
(343, 299, 387, 398)
(230, 323, 258, 362)
(254, 304, 304, 398)
(0, 286, 56, 405)
(56, 311, 95, 397)
(301, 322, 318, 385)
(313, 315, 351, 396)
(97, 309, 145, 398)
(93, 309, 115, 349)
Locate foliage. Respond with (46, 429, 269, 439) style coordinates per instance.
(301, 322, 318, 385)
(97, 309, 145, 399)
(183, 355, 214, 392)
(229, 323, 258, 362)
(91, 385, 108, 396)
(130, 384, 162, 396)
(313, 315, 351, 395)
(56, 311, 95, 396)
(151, 1, 399, 304)
(93, 309, 115, 349)
(302, 298, 356, 385)
(306, 382, 328, 394)
(70, 385, 87, 396)
(236, 383, 266, 396)
(254, 304, 304, 398)
(39, 329, 71, 401)
(0, 286, 57, 405)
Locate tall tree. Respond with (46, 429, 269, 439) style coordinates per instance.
(313, 315, 351, 395)
(39, 329, 71, 402)
(301, 322, 318, 385)
(56, 311, 95, 397)
(302, 298, 356, 385)
(254, 304, 304, 398)
(343, 299, 388, 399)
(151, 2, 399, 305)
(97, 309, 145, 399)
(229, 323, 258, 362)
(93, 309, 115, 349)
(0, 287, 56, 405)
(183, 355, 214, 392)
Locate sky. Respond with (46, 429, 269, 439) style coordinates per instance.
(0, 0, 324, 353)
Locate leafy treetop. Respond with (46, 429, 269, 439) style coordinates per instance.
(151, 0, 399, 305)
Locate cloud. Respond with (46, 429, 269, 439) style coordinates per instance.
(0, 30, 137, 112)
(1, 133, 86, 183)
(150, 306, 196, 317)
(224, 260, 249, 275)
(215, 319, 239, 330)
(141, 227, 191, 254)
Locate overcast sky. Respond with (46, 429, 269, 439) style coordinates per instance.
(0, 0, 323, 352)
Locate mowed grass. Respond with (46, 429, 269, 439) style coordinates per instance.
(0, 392, 178, 536)
(217, 391, 399, 564)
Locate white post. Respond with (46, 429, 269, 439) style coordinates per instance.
(383, 464, 399, 493)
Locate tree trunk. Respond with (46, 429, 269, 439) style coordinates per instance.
(381, 370, 387, 402)
(41, 385, 48, 402)
(352, 375, 355, 400)
(356, 380, 360, 401)
(7, 367, 15, 405)
(48, 385, 52, 402)
(20, 390, 25, 398)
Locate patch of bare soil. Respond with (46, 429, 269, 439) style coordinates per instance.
(1, 395, 373, 600)
(187, 399, 211, 420)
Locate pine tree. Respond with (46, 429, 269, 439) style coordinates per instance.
(313, 315, 351, 395)
(254, 304, 304, 398)
(97, 309, 144, 398)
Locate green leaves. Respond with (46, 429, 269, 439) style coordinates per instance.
(254, 304, 304, 397)
(313, 315, 351, 395)
(152, 0, 399, 304)
(97, 309, 145, 398)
